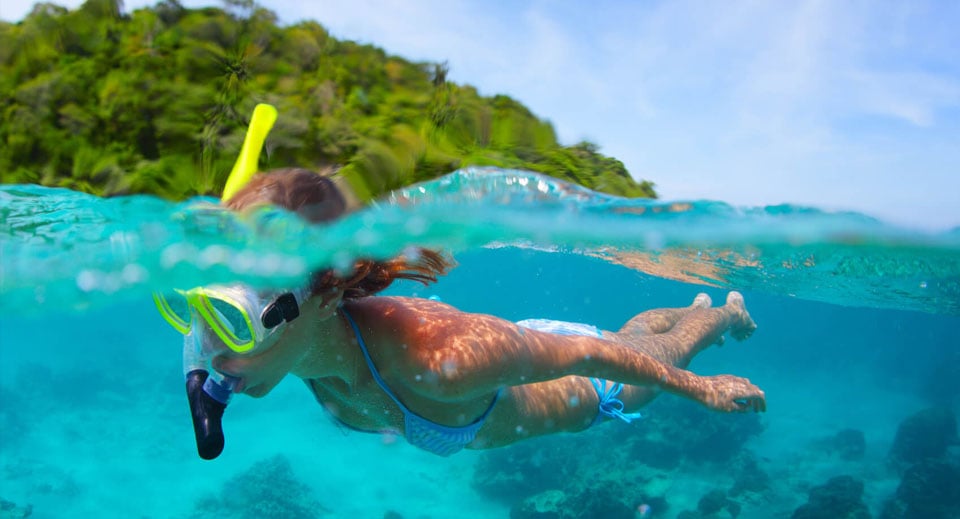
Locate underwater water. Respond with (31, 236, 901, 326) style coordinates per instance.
(1, 167, 959, 519)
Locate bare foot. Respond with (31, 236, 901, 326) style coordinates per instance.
(725, 292, 757, 341)
(691, 293, 712, 309)
(691, 293, 727, 345)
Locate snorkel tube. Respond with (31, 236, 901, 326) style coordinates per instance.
(221, 104, 278, 203)
(186, 103, 277, 460)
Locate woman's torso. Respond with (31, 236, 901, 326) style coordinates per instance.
(303, 297, 510, 439)
(301, 297, 604, 450)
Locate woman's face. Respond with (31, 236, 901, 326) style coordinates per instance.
(203, 317, 303, 397)
(205, 288, 342, 397)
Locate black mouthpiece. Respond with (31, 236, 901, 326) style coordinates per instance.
(186, 369, 226, 460)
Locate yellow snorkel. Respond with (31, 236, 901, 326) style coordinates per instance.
(221, 103, 278, 202)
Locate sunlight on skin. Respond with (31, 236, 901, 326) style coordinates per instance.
(209, 291, 763, 450)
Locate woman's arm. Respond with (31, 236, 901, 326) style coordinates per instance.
(398, 303, 765, 413)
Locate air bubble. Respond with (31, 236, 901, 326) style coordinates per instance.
(160, 243, 198, 269)
(199, 245, 231, 268)
(121, 264, 147, 284)
(354, 228, 379, 246)
(405, 218, 428, 236)
(76, 270, 97, 292)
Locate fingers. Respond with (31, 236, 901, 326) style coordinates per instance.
(724, 379, 766, 413)
(756, 393, 767, 412)
(699, 375, 767, 413)
(731, 393, 766, 413)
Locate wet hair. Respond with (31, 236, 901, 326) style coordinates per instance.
(223, 167, 347, 223)
(224, 167, 454, 299)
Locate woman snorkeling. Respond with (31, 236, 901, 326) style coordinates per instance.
(160, 167, 764, 459)
(155, 106, 765, 460)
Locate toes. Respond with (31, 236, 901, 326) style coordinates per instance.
(692, 293, 712, 308)
(725, 291, 744, 307)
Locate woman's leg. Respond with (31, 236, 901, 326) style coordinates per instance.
(612, 293, 713, 337)
(617, 292, 754, 366)
(473, 376, 606, 448)
(613, 292, 756, 409)
(475, 293, 757, 449)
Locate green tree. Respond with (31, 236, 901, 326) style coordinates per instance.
(0, 0, 658, 201)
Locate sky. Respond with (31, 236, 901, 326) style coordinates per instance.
(3, 1, 959, 230)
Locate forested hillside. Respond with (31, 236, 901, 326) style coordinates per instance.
(0, 0, 657, 201)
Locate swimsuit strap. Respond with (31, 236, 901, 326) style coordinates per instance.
(591, 378, 643, 424)
(341, 307, 413, 416)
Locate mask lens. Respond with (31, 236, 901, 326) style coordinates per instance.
(195, 294, 255, 351)
(153, 292, 191, 334)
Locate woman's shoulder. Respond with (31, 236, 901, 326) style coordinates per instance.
(349, 295, 458, 317)
(346, 296, 471, 349)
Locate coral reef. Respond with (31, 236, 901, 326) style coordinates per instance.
(0, 498, 32, 519)
(879, 407, 960, 519)
(888, 407, 958, 470)
(812, 428, 866, 461)
(473, 435, 579, 505)
(510, 490, 567, 519)
(473, 398, 765, 517)
(191, 455, 329, 519)
(509, 488, 636, 519)
(639, 400, 764, 465)
(880, 460, 960, 519)
(675, 489, 742, 518)
(1, 458, 82, 505)
(790, 475, 871, 519)
(728, 455, 771, 497)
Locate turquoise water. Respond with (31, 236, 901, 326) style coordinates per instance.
(1, 168, 959, 518)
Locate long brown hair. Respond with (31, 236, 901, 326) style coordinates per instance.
(224, 168, 454, 299)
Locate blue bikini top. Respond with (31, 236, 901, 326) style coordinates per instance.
(341, 308, 501, 456)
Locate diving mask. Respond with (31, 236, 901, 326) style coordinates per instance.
(154, 283, 310, 354)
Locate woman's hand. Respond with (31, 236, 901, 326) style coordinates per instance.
(698, 374, 766, 413)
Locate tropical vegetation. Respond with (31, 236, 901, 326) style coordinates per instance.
(0, 0, 657, 201)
